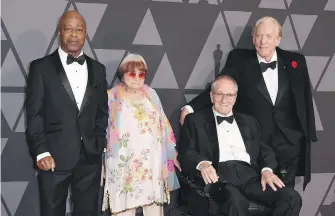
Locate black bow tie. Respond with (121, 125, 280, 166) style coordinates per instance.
(66, 54, 86, 65)
(260, 61, 277, 73)
(216, 115, 234, 124)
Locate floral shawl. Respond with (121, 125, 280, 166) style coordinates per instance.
(106, 83, 180, 192)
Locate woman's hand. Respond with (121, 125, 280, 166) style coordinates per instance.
(100, 164, 105, 186)
(174, 152, 182, 172)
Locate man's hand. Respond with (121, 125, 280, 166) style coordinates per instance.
(261, 170, 285, 191)
(199, 162, 219, 184)
(179, 108, 190, 125)
(37, 156, 56, 172)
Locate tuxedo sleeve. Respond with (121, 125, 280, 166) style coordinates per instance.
(301, 55, 317, 142)
(95, 65, 109, 151)
(186, 50, 240, 111)
(26, 61, 49, 158)
(222, 49, 241, 81)
(178, 115, 208, 174)
(254, 118, 277, 170)
(186, 86, 212, 112)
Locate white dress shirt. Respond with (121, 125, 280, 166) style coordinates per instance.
(196, 108, 272, 173)
(257, 50, 278, 105)
(215, 109, 251, 163)
(36, 47, 88, 161)
(183, 51, 279, 112)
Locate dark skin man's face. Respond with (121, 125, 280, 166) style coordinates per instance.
(59, 12, 86, 57)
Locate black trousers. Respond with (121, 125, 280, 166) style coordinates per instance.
(217, 161, 302, 216)
(271, 126, 303, 188)
(38, 146, 102, 216)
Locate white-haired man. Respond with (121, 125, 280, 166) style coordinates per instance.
(180, 16, 317, 190)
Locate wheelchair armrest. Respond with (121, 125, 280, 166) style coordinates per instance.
(176, 170, 218, 199)
(194, 173, 231, 200)
(279, 169, 287, 180)
(176, 170, 204, 191)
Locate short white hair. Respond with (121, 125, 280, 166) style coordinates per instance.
(211, 75, 238, 93)
(119, 53, 147, 69)
(252, 16, 282, 38)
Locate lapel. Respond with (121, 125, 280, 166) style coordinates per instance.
(52, 51, 94, 115)
(78, 55, 94, 115)
(203, 109, 220, 164)
(247, 52, 273, 105)
(52, 51, 78, 112)
(202, 110, 253, 165)
(274, 54, 288, 106)
(276, 48, 306, 133)
(234, 114, 252, 152)
(276, 48, 302, 103)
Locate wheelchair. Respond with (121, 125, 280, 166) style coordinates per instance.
(169, 169, 287, 216)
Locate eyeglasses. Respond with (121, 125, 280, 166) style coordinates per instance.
(212, 92, 236, 100)
(126, 71, 147, 79)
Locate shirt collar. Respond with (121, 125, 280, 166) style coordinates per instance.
(58, 46, 84, 64)
(256, 49, 277, 63)
(212, 106, 233, 118)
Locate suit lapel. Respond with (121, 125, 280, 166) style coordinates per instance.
(234, 114, 252, 151)
(203, 109, 220, 164)
(52, 51, 78, 111)
(276, 48, 304, 111)
(247, 53, 273, 105)
(79, 55, 94, 115)
(202, 110, 253, 165)
(274, 55, 288, 106)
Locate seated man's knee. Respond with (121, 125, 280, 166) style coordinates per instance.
(281, 188, 302, 207)
(221, 185, 249, 214)
(290, 189, 302, 207)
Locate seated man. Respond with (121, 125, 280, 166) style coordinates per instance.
(178, 75, 302, 216)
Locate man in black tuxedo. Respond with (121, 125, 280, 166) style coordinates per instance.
(180, 16, 317, 190)
(179, 75, 302, 216)
(25, 11, 108, 216)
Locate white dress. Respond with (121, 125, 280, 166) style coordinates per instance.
(103, 98, 168, 214)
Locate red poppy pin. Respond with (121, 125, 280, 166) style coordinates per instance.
(291, 61, 297, 68)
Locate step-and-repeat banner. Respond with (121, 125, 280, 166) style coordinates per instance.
(1, 0, 335, 215)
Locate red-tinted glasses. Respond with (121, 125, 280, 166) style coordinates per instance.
(126, 71, 147, 79)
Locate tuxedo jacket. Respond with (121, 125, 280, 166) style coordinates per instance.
(25, 50, 108, 170)
(178, 108, 277, 177)
(187, 47, 317, 188)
